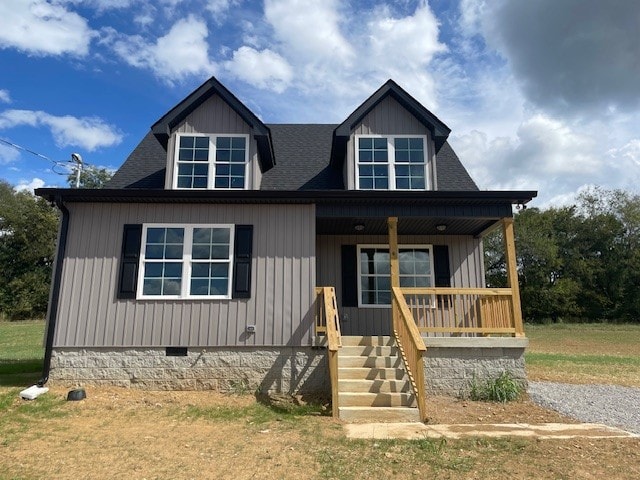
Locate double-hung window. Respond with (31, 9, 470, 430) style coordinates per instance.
(138, 224, 234, 299)
(175, 134, 249, 190)
(357, 244, 433, 307)
(356, 135, 427, 190)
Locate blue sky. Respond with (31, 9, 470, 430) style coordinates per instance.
(0, 0, 639, 206)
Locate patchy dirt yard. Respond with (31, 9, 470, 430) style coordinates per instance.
(2, 386, 639, 480)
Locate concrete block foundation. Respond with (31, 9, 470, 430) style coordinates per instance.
(50, 337, 527, 397)
(49, 346, 329, 395)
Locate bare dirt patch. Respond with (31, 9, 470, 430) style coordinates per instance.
(2, 386, 638, 480)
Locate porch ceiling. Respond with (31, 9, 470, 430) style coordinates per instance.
(316, 217, 498, 237)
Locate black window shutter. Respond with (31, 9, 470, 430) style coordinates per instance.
(118, 224, 142, 299)
(232, 225, 253, 299)
(433, 245, 451, 287)
(341, 245, 358, 307)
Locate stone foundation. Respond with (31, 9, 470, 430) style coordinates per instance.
(49, 346, 329, 394)
(423, 337, 528, 396)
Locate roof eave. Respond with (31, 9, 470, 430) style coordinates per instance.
(330, 80, 451, 167)
(150, 76, 275, 171)
(35, 188, 537, 206)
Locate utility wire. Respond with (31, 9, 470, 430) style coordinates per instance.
(0, 137, 98, 176)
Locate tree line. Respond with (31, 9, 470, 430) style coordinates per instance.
(485, 188, 640, 323)
(1, 178, 639, 322)
(0, 166, 112, 320)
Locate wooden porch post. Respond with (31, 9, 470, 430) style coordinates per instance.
(388, 217, 399, 332)
(502, 218, 525, 336)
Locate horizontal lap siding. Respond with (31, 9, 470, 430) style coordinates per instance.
(55, 203, 315, 348)
(316, 234, 484, 336)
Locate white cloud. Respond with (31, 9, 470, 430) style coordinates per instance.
(103, 15, 216, 84)
(0, 109, 123, 151)
(228, 0, 447, 120)
(362, 2, 446, 108)
(206, 0, 235, 17)
(224, 47, 292, 93)
(264, 0, 353, 64)
(0, 89, 10, 103)
(0, 0, 93, 56)
(14, 177, 45, 193)
(450, 112, 640, 209)
(0, 141, 20, 164)
(63, 0, 133, 9)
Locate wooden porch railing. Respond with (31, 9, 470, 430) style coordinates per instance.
(391, 286, 428, 422)
(315, 287, 341, 418)
(401, 287, 523, 336)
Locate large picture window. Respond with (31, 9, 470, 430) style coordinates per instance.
(138, 224, 234, 299)
(174, 134, 249, 190)
(356, 135, 427, 191)
(357, 244, 433, 307)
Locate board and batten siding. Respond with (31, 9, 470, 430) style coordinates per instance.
(345, 95, 436, 190)
(164, 94, 262, 190)
(316, 234, 485, 336)
(54, 203, 315, 348)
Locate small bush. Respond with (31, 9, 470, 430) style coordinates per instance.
(469, 371, 522, 403)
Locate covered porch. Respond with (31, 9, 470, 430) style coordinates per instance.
(313, 191, 534, 421)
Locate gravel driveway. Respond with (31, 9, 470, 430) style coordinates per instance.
(528, 381, 640, 435)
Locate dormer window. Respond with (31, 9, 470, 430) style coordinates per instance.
(174, 134, 249, 189)
(356, 135, 428, 190)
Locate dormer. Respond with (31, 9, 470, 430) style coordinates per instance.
(150, 77, 274, 190)
(330, 80, 451, 191)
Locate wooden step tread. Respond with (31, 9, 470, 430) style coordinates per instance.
(338, 379, 411, 393)
(339, 392, 416, 407)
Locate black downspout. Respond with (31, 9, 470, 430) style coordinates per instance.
(37, 196, 69, 387)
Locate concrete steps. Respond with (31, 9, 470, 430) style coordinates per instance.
(337, 335, 420, 423)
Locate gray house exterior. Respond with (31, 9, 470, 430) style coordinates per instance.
(37, 77, 535, 396)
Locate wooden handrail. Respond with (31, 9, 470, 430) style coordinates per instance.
(315, 286, 341, 418)
(401, 287, 520, 336)
(402, 287, 513, 296)
(392, 286, 427, 422)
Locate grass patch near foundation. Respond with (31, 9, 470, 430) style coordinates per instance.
(0, 388, 68, 447)
(469, 371, 523, 402)
(182, 399, 325, 427)
(525, 323, 640, 386)
(0, 320, 45, 387)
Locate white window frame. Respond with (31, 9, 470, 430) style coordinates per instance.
(173, 133, 250, 190)
(355, 134, 429, 191)
(357, 244, 434, 308)
(137, 223, 235, 300)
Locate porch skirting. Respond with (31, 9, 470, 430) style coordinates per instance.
(49, 347, 329, 394)
(422, 337, 528, 396)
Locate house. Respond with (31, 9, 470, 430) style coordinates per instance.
(36, 76, 535, 421)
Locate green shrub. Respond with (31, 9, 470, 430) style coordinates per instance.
(469, 371, 522, 403)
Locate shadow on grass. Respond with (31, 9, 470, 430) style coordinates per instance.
(254, 391, 331, 417)
(0, 358, 43, 387)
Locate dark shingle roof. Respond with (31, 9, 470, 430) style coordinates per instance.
(260, 124, 343, 190)
(108, 127, 478, 191)
(435, 141, 479, 191)
(107, 131, 166, 189)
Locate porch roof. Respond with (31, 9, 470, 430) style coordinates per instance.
(36, 188, 536, 237)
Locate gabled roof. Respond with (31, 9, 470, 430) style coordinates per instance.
(330, 79, 451, 168)
(151, 76, 275, 172)
(107, 76, 478, 191)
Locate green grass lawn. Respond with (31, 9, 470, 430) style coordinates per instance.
(0, 320, 45, 387)
(525, 323, 640, 386)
